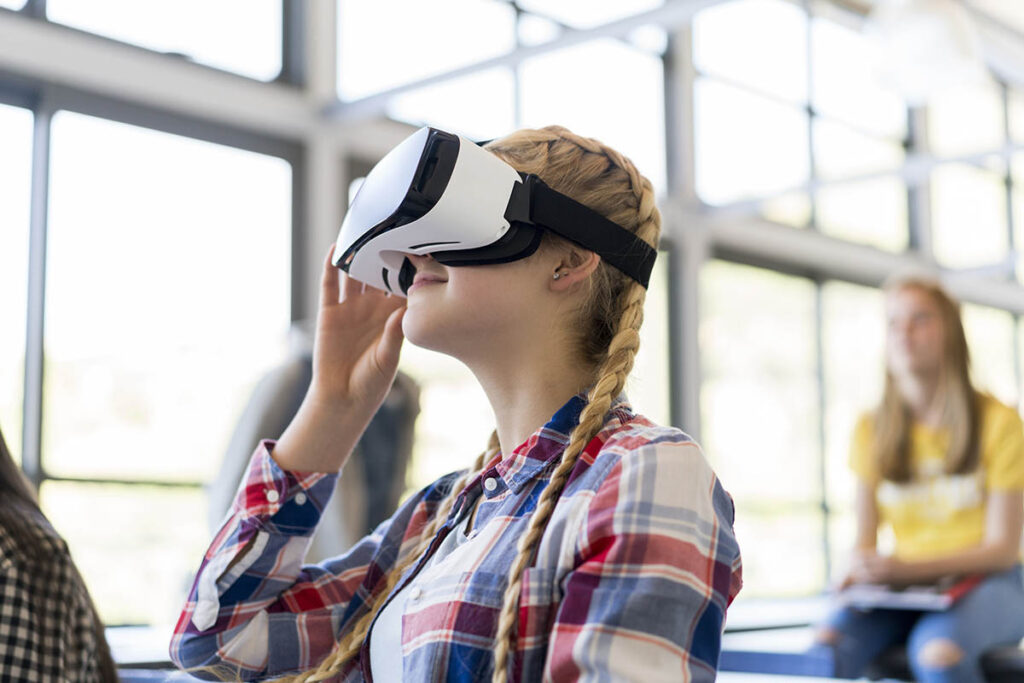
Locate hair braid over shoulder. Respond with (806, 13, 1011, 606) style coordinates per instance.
(486, 126, 661, 683)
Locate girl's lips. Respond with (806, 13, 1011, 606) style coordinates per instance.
(407, 278, 445, 294)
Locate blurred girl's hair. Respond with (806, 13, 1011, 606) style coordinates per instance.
(874, 274, 980, 482)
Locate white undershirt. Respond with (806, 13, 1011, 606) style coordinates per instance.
(368, 510, 475, 682)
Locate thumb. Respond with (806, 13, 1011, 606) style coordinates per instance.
(376, 306, 406, 373)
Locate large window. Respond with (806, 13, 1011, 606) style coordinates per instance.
(0, 104, 32, 464)
(693, 0, 909, 252)
(46, 0, 283, 81)
(700, 261, 824, 596)
(43, 111, 292, 626)
(337, 0, 516, 101)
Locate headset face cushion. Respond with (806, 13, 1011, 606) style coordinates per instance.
(429, 223, 543, 267)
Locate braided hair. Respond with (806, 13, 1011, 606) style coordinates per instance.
(484, 126, 660, 682)
(269, 126, 660, 682)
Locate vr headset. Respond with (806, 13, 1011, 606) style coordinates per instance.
(332, 126, 656, 296)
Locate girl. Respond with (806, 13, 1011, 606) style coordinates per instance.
(815, 275, 1024, 682)
(0, 425, 118, 682)
(171, 126, 742, 681)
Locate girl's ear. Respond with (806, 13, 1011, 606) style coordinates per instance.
(550, 249, 600, 291)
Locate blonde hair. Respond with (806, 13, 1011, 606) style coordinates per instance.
(874, 274, 981, 482)
(270, 126, 660, 682)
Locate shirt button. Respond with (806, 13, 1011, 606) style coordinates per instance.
(294, 492, 307, 505)
(409, 587, 424, 601)
(265, 489, 280, 503)
(483, 477, 498, 492)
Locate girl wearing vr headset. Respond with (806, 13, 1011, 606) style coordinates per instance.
(172, 126, 742, 682)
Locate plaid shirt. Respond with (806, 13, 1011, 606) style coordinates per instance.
(170, 394, 742, 681)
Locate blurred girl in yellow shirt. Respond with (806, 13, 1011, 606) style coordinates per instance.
(814, 274, 1024, 683)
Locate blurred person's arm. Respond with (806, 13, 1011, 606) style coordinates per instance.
(849, 490, 1022, 586)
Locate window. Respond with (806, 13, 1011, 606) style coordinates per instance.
(0, 0, 28, 8)
(931, 162, 1009, 270)
(519, 38, 668, 196)
(45, 111, 292, 625)
(928, 81, 1005, 158)
(516, 0, 663, 30)
(337, 0, 516, 101)
(821, 281, 885, 577)
(386, 68, 516, 142)
(694, 78, 809, 205)
(693, 0, 808, 104)
(810, 15, 906, 139)
(46, 0, 282, 81)
(700, 261, 824, 596)
(0, 104, 32, 464)
(962, 304, 1019, 408)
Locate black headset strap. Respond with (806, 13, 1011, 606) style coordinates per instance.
(506, 174, 657, 288)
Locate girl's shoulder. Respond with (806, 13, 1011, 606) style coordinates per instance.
(588, 411, 717, 485)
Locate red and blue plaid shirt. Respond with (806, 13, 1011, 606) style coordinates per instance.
(170, 394, 742, 681)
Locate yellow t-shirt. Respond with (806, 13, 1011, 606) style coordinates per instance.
(850, 393, 1024, 561)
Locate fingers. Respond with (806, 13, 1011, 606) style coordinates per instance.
(375, 306, 407, 373)
(321, 244, 341, 307)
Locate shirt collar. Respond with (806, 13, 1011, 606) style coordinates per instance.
(478, 391, 633, 495)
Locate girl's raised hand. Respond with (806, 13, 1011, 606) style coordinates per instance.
(310, 244, 407, 409)
(271, 245, 407, 473)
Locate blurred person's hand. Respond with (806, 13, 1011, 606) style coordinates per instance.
(843, 549, 910, 587)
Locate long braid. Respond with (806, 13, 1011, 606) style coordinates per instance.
(489, 128, 660, 683)
(269, 431, 499, 682)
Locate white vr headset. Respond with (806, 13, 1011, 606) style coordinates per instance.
(332, 126, 656, 296)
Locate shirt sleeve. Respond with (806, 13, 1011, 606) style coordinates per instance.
(982, 400, 1024, 491)
(543, 439, 743, 683)
(848, 414, 878, 485)
(169, 440, 451, 680)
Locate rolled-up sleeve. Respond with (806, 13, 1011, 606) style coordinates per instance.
(544, 440, 742, 682)
(169, 440, 444, 680)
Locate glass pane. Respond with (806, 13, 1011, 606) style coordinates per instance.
(828, 505, 856, 586)
(821, 282, 885, 511)
(811, 16, 907, 138)
(0, 0, 27, 8)
(338, 0, 516, 100)
(46, 112, 292, 483)
(816, 177, 908, 252)
(731, 509, 825, 597)
(517, 13, 562, 47)
(760, 191, 812, 228)
(1009, 89, 1024, 144)
(0, 104, 32, 464)
(694, 78, 809, 204)
(693, 0, 808, 104)
(962, 304, 1019, 407)
(399, 347, 494, 495)
(813, 119, 904, 181)
(1011, 154, 1024, 283)
(47, 0, 281, 81)
(520, 38, 667, 196)
(700, 261, 820, 504)
(40, 481, 209, 628)
(516, 0, 662, 30)
(630, 252, 671, 427)
(928, 82, 1005, 158)
(931, 162, 1009, 269)
(386, 68, 515, 143)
